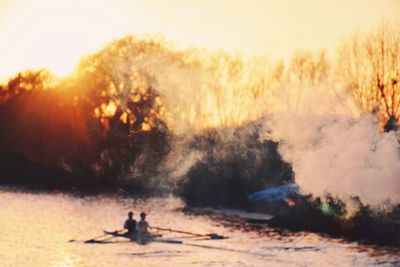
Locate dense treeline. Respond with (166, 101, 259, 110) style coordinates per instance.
(0, 23, 399, 194)
(0, 37, 171, 192)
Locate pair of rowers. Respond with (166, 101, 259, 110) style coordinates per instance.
(123, 211, 150, 240)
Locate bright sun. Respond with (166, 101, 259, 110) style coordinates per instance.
(0, 0, 132, 78)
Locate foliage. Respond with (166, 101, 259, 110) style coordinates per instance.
(178, 122, 293, 207)
(0, 37, 171, 191)
(265, 194, 400, 246)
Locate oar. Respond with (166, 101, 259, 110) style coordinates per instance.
(152, 238, 183, 244)
(150, 226, 226, 240)
(84, 229, 124, 243)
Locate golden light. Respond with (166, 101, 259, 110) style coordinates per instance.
(141, 122, 152, 132)
(102, 101, 118, 117)
(0, 0, 132, 78)
(0, 0, 399, 80)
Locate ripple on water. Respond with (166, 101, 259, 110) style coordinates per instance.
(0, 190, 398, 267)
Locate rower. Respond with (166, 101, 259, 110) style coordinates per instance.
(123, 211, 137, 238)
(136, 212, 151, 244)
(138, 212, 150, 235)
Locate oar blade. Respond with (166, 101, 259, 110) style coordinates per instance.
(84, 239, 115, 244)
(152, 226, 227, 240)
(152, 238, 183, 244)
(208, 233, 226, 240)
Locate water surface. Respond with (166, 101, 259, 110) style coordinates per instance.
(0, 190, 398, 267)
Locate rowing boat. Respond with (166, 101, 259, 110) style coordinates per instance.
(103, 231, 182, 244)
(82, 227, 226, 244)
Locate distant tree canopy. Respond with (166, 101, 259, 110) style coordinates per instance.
(261, 22, 400, 131)
(287, 50, 329, 85)
(1, 25, 400, 191)
(0, 69, 93, 166)
(0, 37, 172, 187)
(337, 23, 400, 131)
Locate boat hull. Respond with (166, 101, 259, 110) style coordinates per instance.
(103, 231, 181, 244)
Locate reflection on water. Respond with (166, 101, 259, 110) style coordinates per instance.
(0, 189, 398, 267)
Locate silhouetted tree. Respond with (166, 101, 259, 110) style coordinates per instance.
(0, 37, 173, 190)
(337, 22, 400, 131)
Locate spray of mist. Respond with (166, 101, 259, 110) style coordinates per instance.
(92, 36, 400, 205)
(258, 80, 400, 206)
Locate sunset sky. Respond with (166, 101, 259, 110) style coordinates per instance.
(0, 0, 398, 78)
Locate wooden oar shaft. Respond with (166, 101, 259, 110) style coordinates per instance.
(85, 229, 124, 243)
(151, 226, 208, 237)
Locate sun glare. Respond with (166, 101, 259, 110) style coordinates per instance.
(0, 0, 132, 78)
(0, 0, 399, 79)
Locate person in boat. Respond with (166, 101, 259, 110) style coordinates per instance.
(137, 212, 150, 244)
(123, 211, 137, 239)
(138, 212, 150, 234)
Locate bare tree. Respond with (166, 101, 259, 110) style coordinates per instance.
(288, 50, 329, 85)
(337, 22, 400, 131)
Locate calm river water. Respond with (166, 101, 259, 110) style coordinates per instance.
(0, 189, 399, 267)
